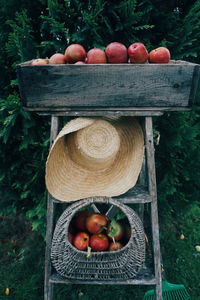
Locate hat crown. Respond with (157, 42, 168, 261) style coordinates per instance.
(67, 120, 120, 171)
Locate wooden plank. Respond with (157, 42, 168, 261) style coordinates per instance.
(144, 117, 162, 300)
(52, 186, 152, 204)
(27, 106, 190, 112)
(16, 61, 199, 110)
(137, 148, 147, 221)
(49, 116, 59, 147)
(50, 273, 156, 286)
(44, 196, 55, 300)
(37, 110, 164, 117)
(50, 277, 156, 286)
(189, 64, 200, 105)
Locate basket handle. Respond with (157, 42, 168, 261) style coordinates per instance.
(90, 203, 101, 213)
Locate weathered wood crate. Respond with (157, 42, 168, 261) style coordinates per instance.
(16, 60, 200, 112)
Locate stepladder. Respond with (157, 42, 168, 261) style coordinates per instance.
(44, 114, 163, 300)
(16, 59, 199, 300)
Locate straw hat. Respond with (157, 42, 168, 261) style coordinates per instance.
(45, 117, 144, 202)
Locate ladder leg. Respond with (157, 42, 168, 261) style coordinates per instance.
(144, 117, 162, 300)
(138, 149, 147, 221)
(44, 116, 59, 300)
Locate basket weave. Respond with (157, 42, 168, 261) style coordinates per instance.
(51, 197, 145, 281)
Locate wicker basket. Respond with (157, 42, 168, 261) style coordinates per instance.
(51, 197, 145, 281)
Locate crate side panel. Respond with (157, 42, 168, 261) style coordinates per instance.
(17, 64, 195, 108)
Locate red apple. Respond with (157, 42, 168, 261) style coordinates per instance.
(109, 241, 123, 251)
(86, 48, 107, 64)
(74, 210, 90, 231)
(31, 59, 49, 65)
(124, 225, 131, 241)
(68, 232, 74, 244)
(90, 233, 109, 251)
(49, 53, 66, 64)
(107, 220, 123, 241)
(86, 213, 108, 234)
(73, 232, 90, 251)
(105, 42, 128, 64)
(148, 47, 170, 64)
(68, 222, 76, 235)
(128, 42, 148, 64)
(64, 44, 86, 64)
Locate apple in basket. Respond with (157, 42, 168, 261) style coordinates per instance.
(86, 213, 109, 234)
(73, 232, 90, 251)
(89, 233, 109, 251)
(124, 224, 131, 241)
(74, 210, 90, 231)
(107, 220, 123, 241)
(109, 241, 123, 251)
(68, 232, 74, 244)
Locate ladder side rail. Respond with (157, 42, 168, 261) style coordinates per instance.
(44, 116, 59, 300)
(144, 116, 162, 300)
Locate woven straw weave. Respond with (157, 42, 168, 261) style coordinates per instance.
(51, 197, 145, 281)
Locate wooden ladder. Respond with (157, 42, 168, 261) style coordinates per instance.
(44, 114, 163, 300)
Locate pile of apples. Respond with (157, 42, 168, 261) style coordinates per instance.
(68, 209, 131, 252)
(31, 42, 171, 65)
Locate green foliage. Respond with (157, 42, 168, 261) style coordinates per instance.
(167, 1, 200, 61)
(0, 93, 49, 236)
(156, 111, 200, 209)
(6, 10, 36, 64)
(0, 0, 200, 299)
(40, 0, 154, 53)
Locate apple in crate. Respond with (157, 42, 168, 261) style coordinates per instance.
(31, 59, 49, 65)
(109, 241, 123, 251)
(149, 47, 170, 63)
(73, 232, 90, 251)
(87, 48, 107, 64)
(49, 53, 66, 64)
(128, 42, 148, 63)
(65, 44, 86, 63)
(74, 61, 86, 64)
(90, 233, 109, 251)
(105, 42, 128, 63)
(86, 213, 108, 234)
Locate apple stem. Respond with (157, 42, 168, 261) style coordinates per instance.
(103, 226, 107, 230)
(112, 237, 116, 244)
(86, 246, 92, 259)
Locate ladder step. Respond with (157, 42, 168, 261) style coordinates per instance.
(51, 186, 152, 204)
(50, 273, 156, 286)
(114, 186, 152, 203)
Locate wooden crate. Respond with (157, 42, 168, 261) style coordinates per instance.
(16, 60, 200, 112)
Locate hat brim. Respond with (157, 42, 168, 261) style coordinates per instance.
(45, 117, 144, 202)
